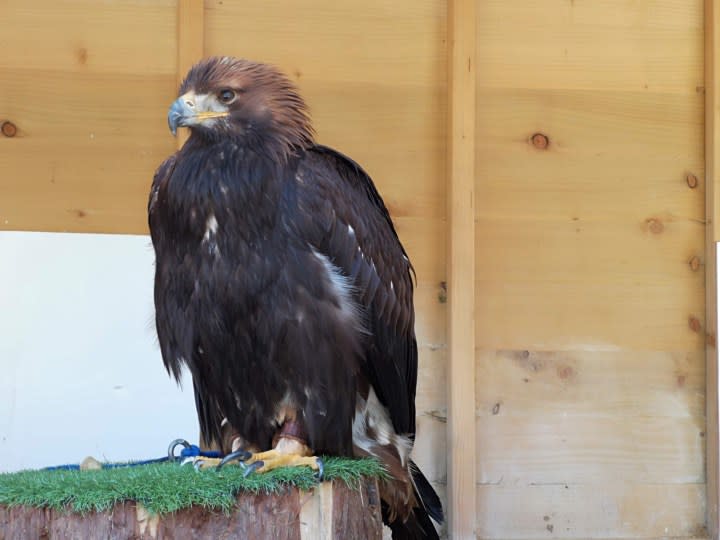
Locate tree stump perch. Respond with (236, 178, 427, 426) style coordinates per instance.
(0, 479, 383, 540)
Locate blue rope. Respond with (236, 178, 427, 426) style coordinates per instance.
(43, 441, 222, 471)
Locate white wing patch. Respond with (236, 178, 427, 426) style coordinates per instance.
(352, 388, 413, 467)
(202, 214, 220, 256)
(204, 214, 218, 238)
(311, 249, 364, 331)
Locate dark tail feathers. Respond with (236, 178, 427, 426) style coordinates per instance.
(385, 462, 443, 539)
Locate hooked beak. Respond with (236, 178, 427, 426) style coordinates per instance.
(167, 92, 230, 136)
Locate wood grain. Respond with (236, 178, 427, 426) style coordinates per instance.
(476, 350, 705, 419)
(0, 1, 177, 233)
(447, 0, 477, 537)
(475, 0, 706, 537)
(0, 71, 174, 233)
(476, 483, 706, 539)
(476, 0, 703, 94)
(175, 0, 204, 149)
(475, 415, 704, 485)
(0, 479, 383, 540)
(706, 1, 720, 537)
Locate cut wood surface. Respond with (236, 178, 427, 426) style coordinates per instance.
(0, 480, 383, 540)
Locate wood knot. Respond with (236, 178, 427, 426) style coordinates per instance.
(438, 281, 447, 304)
(686, 173, 699, 189)
(644, 218, 664, 234)
(688, 256, 701, 271)
(530, 133, 549, 150)
(556, 365, 574, 380)
(1, 121, 17, 137)
(688, 316, 702, 333)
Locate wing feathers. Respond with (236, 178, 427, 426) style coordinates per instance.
(298, 146, 418, 436)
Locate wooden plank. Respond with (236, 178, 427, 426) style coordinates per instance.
(707, 245, 719, 539)
(395, 218, 446, 282)
(474, 2, 706, 538)
(476, 0, 703, 94)
(204, 0, 445, 89)
(0, 72, 174, 233)
(0, 0, 176, 76)
(474, 213, 704, 352)
(0, 1, 177, 234)
(474, 94, 704, 356)
(447, 0, 476, 538)
(476, 484, 706, 539)
(205, 0, 447, 224)
(419, 410, 703, 486)
(474, 89, 704, 221)
(475, 280, 703, 353)
(475, 415, 704, 485)
(175, 0, 205, 149)
(706, 0, 720, 537)
(476, 350, 705, 419)
(475, 219, 705, 287)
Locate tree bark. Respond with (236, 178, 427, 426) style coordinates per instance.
(0, 479, 383, 540)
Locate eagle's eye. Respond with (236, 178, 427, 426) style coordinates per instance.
(218, 89, 236, 104)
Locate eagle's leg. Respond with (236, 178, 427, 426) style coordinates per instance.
(242, 420, 321, 474)
(189, 419, 260, 469)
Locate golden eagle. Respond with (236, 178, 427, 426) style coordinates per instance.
(149, 57, 443, 538)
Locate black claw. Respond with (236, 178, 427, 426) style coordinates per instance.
(216, 449, 252, 470)
(242, 461, 264, 477)
(314, 457, 324, 481)
(168, 439, 191, 461)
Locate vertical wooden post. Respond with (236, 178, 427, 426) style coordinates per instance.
(176, 0, 205, 150)
(447, 0, 477, 538)
(707, 1, 720, 538)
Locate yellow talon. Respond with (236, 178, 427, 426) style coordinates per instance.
(246, 449, 320, 473)
(185, 456, 223, 469)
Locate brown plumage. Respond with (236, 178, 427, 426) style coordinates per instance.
(150, 56, 443, 538)
(175, 57, 313, 161)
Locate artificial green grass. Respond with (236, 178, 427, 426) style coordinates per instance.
(0, 457, 387, 515)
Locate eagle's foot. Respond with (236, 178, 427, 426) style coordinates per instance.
(183, 450, 252, 470)
(184, 456, 222, 470)
(244, 436, 323, 478)
(245, 449, 323, 476)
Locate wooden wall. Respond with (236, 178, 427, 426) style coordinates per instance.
(472, 1, 707, 538)
(0, 1, 177, 233)
(1, 1, 717, 539)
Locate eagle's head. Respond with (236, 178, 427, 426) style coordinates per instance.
(168, 56, 314, 158)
